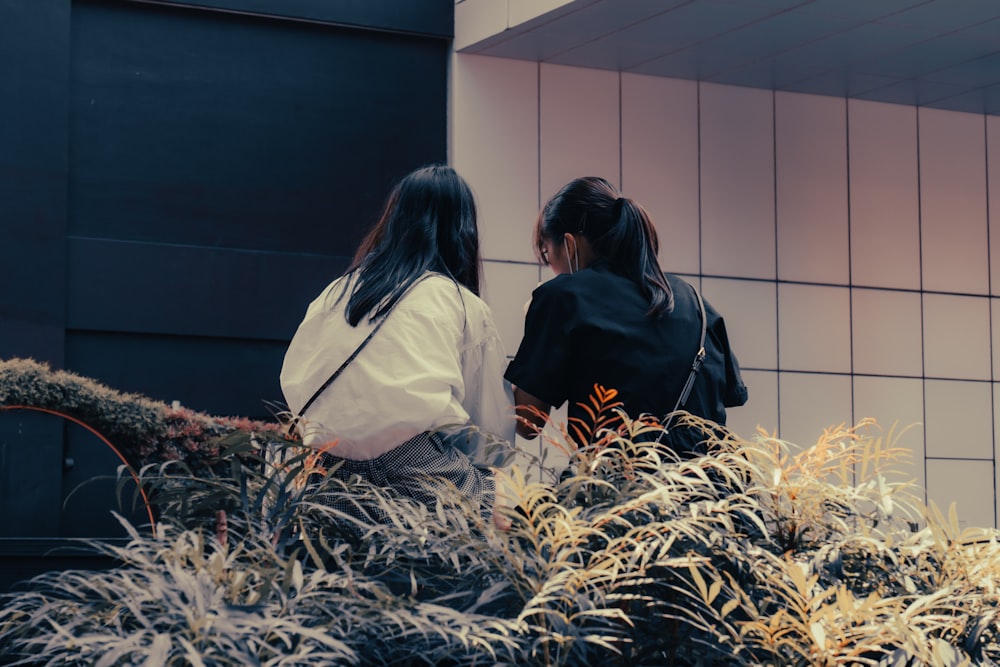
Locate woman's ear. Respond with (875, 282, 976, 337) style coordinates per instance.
(563, 232, 576, 256)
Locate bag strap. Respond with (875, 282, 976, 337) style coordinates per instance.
(286, 274, 427, 437)
(655, 282, 707, 443)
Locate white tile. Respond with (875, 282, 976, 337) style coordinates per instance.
(924, 379, 993, 459)
(923, 294, 991, 380)
(451, 54, 540, 263)
(621, 73, 701, 276)
(989, 116, 1000, 297)
(539, 63, 620, 204)
(848, 99, 920, 290)
(853, 376, 926, 496)
(775, 91, 849, 284)
(926, 459, 996, 530)
(482, 260, 542, 356)
(454, 0, 508, 50)
(994, 385, 1000, 528)
(778, 372, 854, 452)
(700, 82, 776, 280)
(919, 108, 989, 295)
(778, 283, 852, 373)
(994, 298, 1000, 380)
(702, 277, 777, 370)
(725, 369, 778, 442)
(851, 288, 923, 377)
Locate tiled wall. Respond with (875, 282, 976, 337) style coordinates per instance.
(451, 53, 1000, 529)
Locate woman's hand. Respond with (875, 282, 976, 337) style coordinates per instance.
(513, 387, 551, 439)
(493, 508, 511, 531)
(491, 468, 512, 531)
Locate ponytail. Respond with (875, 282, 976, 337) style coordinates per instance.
(602, 197, 673, 317)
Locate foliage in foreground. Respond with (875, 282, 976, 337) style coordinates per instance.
(1, 383, 999, 665)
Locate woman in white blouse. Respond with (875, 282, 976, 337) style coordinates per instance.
(280, 164, 514, 528)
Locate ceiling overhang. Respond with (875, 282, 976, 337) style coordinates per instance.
(456, 0, 1000, 116)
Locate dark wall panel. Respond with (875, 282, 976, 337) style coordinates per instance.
(1, 411, 148, 540)
(0, 413, 64, 538)
(0, 228, 68, 362)
(1, 0, 451, 586)
(67, 237, 349, 339)
(0, 0, 74, 590)
(70, 0, 448, 256)
(61, 427, 152, 538)
(0, 0, 70, 364)
(66, 331, 290, 420)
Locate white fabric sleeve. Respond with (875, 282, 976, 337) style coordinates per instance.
(457, 310, 516, 467)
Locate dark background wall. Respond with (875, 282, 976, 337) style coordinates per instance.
(0, 0, 451, 590)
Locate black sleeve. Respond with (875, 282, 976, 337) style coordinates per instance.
(712, 313, 749, 408)
(504, 279, 576, 408)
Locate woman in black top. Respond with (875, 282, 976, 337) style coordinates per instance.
(505, 177, 747, 454)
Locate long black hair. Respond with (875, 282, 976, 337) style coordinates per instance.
(535, 176, 673, 317)
(340, 164, 481, 326)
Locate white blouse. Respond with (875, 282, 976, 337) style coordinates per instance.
(279, 272, 515, 465)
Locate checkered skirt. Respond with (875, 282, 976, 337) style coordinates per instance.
(315, 431, 495, 524)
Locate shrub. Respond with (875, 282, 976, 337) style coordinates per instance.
(1, 367, 998, 666)
(0, 357, 290, 471)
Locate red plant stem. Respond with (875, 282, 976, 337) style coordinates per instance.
(215, 509, 227, 548)
(0, 405, 157, 532)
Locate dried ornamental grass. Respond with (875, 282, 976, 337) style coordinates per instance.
(0, 369, 998, 666)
